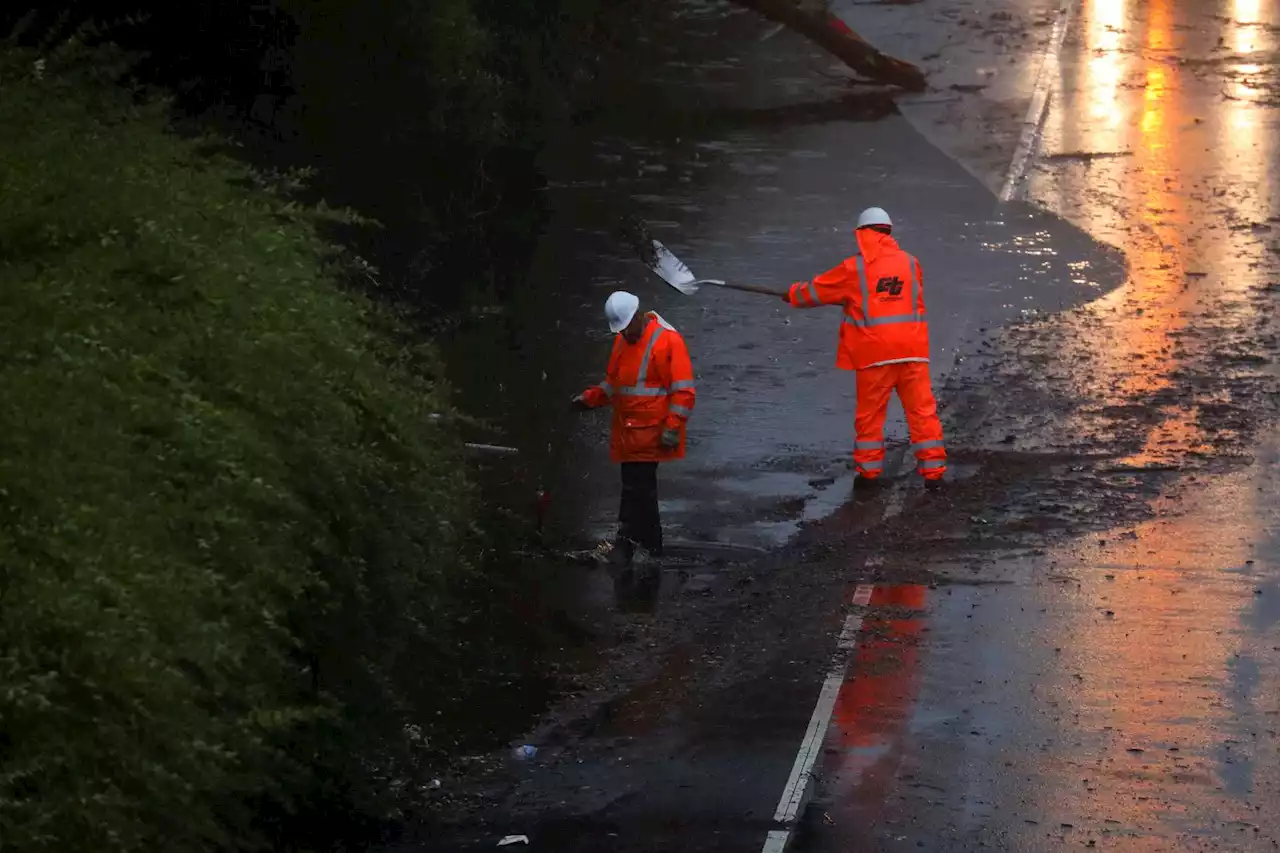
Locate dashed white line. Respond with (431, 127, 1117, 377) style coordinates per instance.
(998, 0, 1080, 203)
(760, 481, 908, 851)
(770, 665, 845, 825)
(884, 485, 906, 521)
(762, 583, 876, 851)
(761, 830, 791, 853)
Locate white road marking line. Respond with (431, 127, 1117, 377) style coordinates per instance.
(997, 0, 1080, 203)
(834, 607, 865, 648)
(771, 667, 844, 824)
(761, 829, 791, 853)
(758, 476, 904, 849)
(884, 486, 905, 520)
(759, 23, 786, 42)
(763, 583, 876, 852)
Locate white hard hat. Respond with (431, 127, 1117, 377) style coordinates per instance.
(604, 291, 640, 333)
(856, 207, 893, 229)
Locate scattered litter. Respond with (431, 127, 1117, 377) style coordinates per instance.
(498, 836, 530, 847)
(512, 745, 538, 761)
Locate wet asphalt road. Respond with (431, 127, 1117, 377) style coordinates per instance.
(802, 0, 1280, 850)
(803, 446, 1280, 852)
(418, 0, 1280, 851)
(446, 0, 1121, 553)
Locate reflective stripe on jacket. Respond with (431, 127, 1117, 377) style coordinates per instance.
(786, 230, 930, 371)
(580, 313, 696, 463)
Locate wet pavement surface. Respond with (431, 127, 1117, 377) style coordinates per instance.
(412, 0, 1280, 851)
(446, 0, 1122, 554)
(802, 451, 1280, 852)
(795, 1, 1280, 850)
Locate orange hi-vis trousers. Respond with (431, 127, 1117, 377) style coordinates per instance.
(853, 362, 947, 480)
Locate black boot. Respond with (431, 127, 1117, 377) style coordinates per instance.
(854, 474, 883, 492)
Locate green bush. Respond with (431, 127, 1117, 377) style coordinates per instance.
(0, 42, 476, 852)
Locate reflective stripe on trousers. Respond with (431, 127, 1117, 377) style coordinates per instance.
(853, 361, 946, 480)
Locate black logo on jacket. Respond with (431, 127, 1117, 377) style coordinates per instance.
(874, 276, 905, 299)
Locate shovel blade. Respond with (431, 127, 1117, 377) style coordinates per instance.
(648, 240, 700, 295)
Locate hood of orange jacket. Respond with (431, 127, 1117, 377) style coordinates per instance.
(854, 228, 902, 265)
(849, 227, 901, 263)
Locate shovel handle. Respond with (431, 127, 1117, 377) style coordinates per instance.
(707, 281, 788, 298)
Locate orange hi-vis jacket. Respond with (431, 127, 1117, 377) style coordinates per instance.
(581, 313, 696, 463)
(786, 229, 929, 371)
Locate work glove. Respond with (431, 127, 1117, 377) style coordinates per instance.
(660, 428, 680, 449)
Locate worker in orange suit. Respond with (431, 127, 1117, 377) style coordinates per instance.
(782, 207, 946, 486)
(573, 291, 696, 562)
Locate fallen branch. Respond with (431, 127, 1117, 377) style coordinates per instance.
(730, 0, 927, 91)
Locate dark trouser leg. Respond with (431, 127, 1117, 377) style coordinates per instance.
(619, 462, 662, 556)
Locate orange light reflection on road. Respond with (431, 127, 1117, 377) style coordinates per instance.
(1233, 0, 1262, 32)
(1089, 0, 1187, 407)
(1139, 67, 1166, 138)
(822, 585, 927, 825)
(1025, 0, 1280, 839)
(1227, 0, 1265, 97)
(1087, 0, 1126, 127)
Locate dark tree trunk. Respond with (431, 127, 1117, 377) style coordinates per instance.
(730, 0, 927, 92)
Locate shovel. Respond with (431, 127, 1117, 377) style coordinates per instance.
(646, 240, 787, 299)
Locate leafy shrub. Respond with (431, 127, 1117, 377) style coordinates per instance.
(0, 41, 475, 853)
